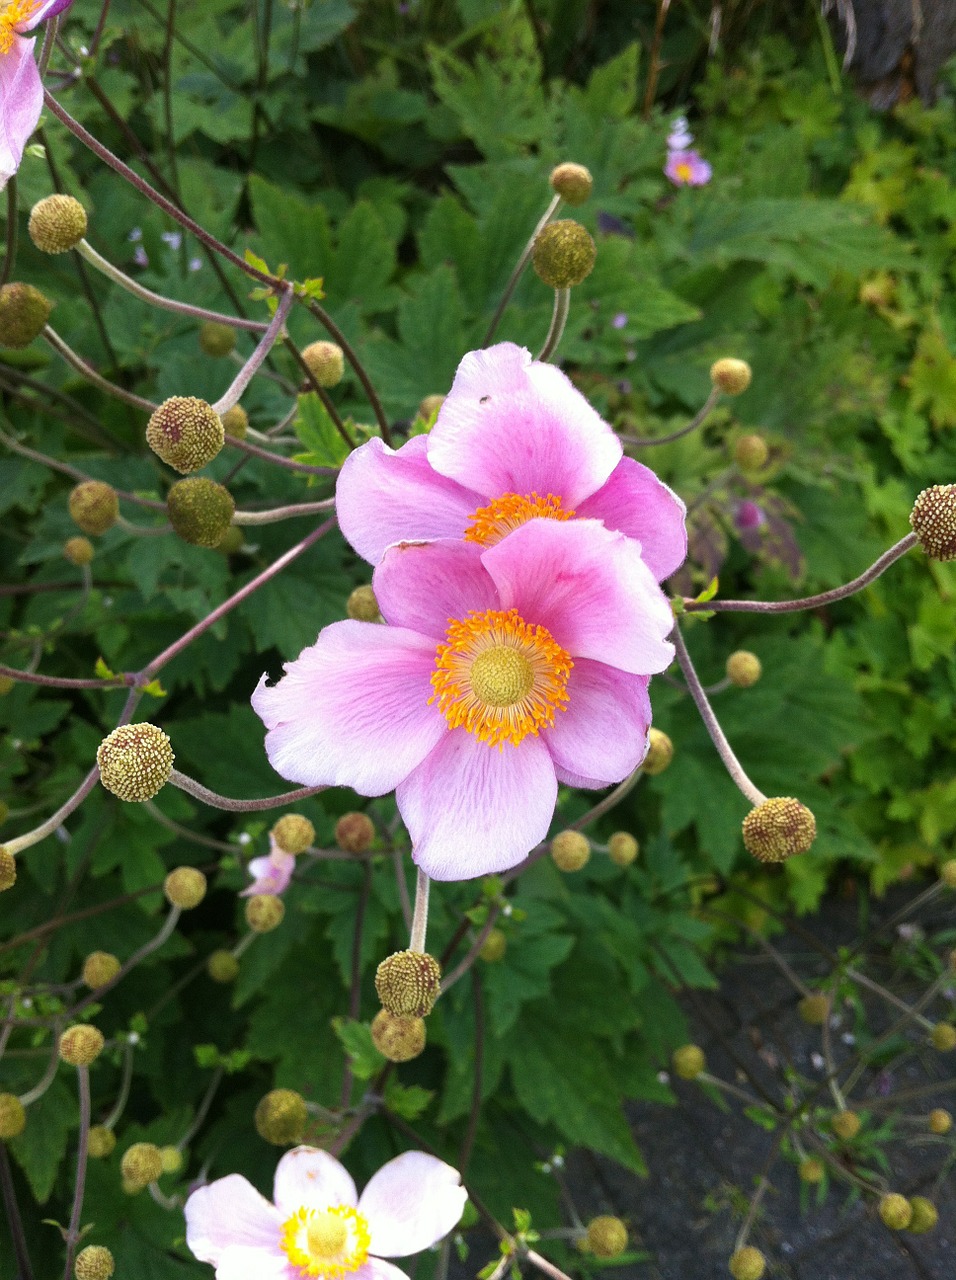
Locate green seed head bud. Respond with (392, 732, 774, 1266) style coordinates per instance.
(198, 321, 236, 358)
(0, 282, 53, 347)
(0, 1092, 26, 1140)
(159, 1144, 183, 1174)
(164, 866, 207, 910)
(82, 951, 121, 990)
(798, 993, 830, 1025)
(246, 894, 285, 933)
(64, 536, 95, 567)
(147, 396, 224, 474)
(830, 1109, 861, 1140)
(207, 949, 239, 983)
(550, 162, 593, 206)
(928, 1107, 952, 1134)
(417, 394, 445, 422)
(347, 584, 381, 622)
(742, 797, 816, 863)
(370, 1009, 426, 1062)
(0, 847, 16, 892)
(97, 723, 174, 803)
(335, 811, 375, 854)
(302, 341, 345, 388)
(479, 927, 507, 963)
(584, 1216, 627, 1258)
(87, 1125, 117, 1158)
(939, 859, 956, 888)
(28, 194, 88, 254)
(375, 950, 442, 1017)
(726, 650, 762, 688)
(69, 480, 119, 535)
(798, 1157, 825, 1184)
(907, 1196, 938, 1234)
(710, 358, 752, 396)
(550, 829, 590, 872)
(733, 434, 769, 472)
(608, 831, 639, 867)
(120, 1141, 163, 1190)
(930, 1021, 956, 1052)
(74, 1244, 115, 1280)
(221, 405, 249, 440)
(167, 477, 235, 547)
(728, 1246, 766, 1280)
(0, 676, 13, 695)
(672, 1044, 706, 1080)
(878, 1192, 912, 1230)
(532, 220, 597, 289)
(217, 525, 244, 555)
(643, 728, 673, 776)
(910, 485, 956, 561)
(271, 813, 315, 855)
(255, 1088, 307, 1145)
(59, 1024, 105, 1066)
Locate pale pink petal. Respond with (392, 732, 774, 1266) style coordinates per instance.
(240, 849, 295, 898)
(214, 1246, 296, 1280)
(273, 1146, 357, 1217)
(575, 456, 687, 582)
(427, 344, 622, 508)
(543, 661, 651, 786)
(252, 622, 444, 794)
(398, 732, 556, 881)
(553, 765, 613, 790)
(373, 538, 498, 636)
(0, 36, 42, 186)
(482, 519, 675, 676)
(19, 0, 75, 32)
(184, 1175, 283, 1263)
(336, 435, 480, 564)
(357, 1260, 411, 1280)
(359, 1153, 467, 1258)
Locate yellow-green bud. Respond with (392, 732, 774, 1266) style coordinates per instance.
(167, 477, 235, 547)
(335, 811, 375, 854)
(0, 676, 13, 695)
(147, 396, 224, 474)
(672, 1044, 706, 1080)
(939, 858, 956, 888)
(608, 831, 639, 867)
(928, 1107, 952, 1134)
(417, 394, 445, 422)
(347, 584, 381, 622)
(0, 282, 53, 347)
(907, 1196, 938, 1234)
(878, 1192, 912, 1230)
(370, 1009, 426, 1062)
(643, 728, 673, 775)
(550, 162, 593, 206)
(59, 1024, 105, 1066)
(97, 723, 174, 803)
(742, 797, 816, 863)
(479, 928, 507, 963)
(271, 814, 315, 855)
(726, 650, 762, 688)
(69, 480, 119, 535)
(164, 866, 207, 910)
(87, 1125, 116, 1158)
(64, 536, 95, 566)
(74, 1244, 115, 1280)
(120, 1141, 163, 1189)
(798, 1157, 825, 1184)
(584, 1215, 627, 1257)
(0, 847, 16, 892)
(159, 1144, 183, 1174)
(830, 1110, 861, 1140)
(0, 1092, 26, 1139)
(217, 525, 245, 555)
(710, 358, 752, 396)
(302, 341, 345, 388)
(930, 1022, 956, 1052)
(798, 993, 829, 1025)
(910, 485, 956, 561)
(255, 1088, 307, 1145)
(207, 949, 239, 983)
(728, 1246, 765, 1280)
(246, 894, 285, 933)
(532, 220, 596, 289)
(375, 950, 442, 1017)
(221, 405, 248, 439)
(551, 830, 590, 872)
(198, 321, 236, 358)
(28, 194, 88, 254)
(733, 434, 768, 472)
(82, 951, 121, 989)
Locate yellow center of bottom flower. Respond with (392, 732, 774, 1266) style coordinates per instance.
(674, 161, 693, 182)
(464, 492, 574, 547)
(0, 1, 37, 54)
(431, 608, 572, 748)
(280, 1204, 371, 1278)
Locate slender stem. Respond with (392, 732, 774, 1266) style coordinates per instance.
(841, 969, 953, 1096)
(103, 1040, 136, 1130)
(440, 907, 501, 995)
(232, 499, 335, 526)
(525, 1249, 575, 1280)
(0, 1143, 33, 1280)
(225, 434, 339, 476)
(458, 973, 484, 1175)
(641, 0, 671, 118)
(177, 1067, 224, 1150)
(212, 290, 293, 414)
(393, 850, 413, 931)
(0, 663, 128, 691)
(88, 0, 113, 58)
(167, 770, 326, 813)
(733, 1127, 788, 1253)
(42, 326, 157, 412)
(624, 386, 720, 447)
(284, 339, 357, 450)
(37, 15, 59, 79)
(0, 425, 166, 507)
(143, 800, 235, 852)
(820, 1005, 848, 1110)
(305, 301, 390, 444)
(341, 865, 372, 1109)
(3, 768, 99, 856)
(537, 288, 570, 363)
(484, 194, 561, 346)
(69, 909, 182, 1019)
(1, 176, 17, 288)
(17, 1027, 63, 1106)
(409, 868, 430, 952)
(61, 1065, 92, 1280)
(846, 968, 934, 1030)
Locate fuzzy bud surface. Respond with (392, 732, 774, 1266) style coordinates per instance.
(643, 728, 673, 775)
(69, 481, 119, 535)
(0, 1092, 26, 1139)
(375, 950, 442, 1017)
(29, 195, 87, 253)
(830, 1109, 861, 1140)
(82, 952, 121, 989)
(910, 485, 956, 561)
(798, 993, 829, 1025)
(710, 358, 752, 396)
(121, 1142, 163, 1189)
(371, 1009, 426, 1061)
(928, 1108, 952, 1134)
(74, 1245, 115, 1280)
(198, 321, 236, 357)
(550, 162, 593, 205)
(672, 1044, 706, 1079)
(271, 814, 315, 854)
(167, 477, 235, 547)
(97, 723, 174, 802)
(532, 220, 596, 288)
(742, 797, 816, 862)
(64, 536, 95, 566)
(907, 1196, 938, 1234)
(245, 894, 285, 933)
(221, 405, 248, 439)
(585, 1216, 627, 1257)
(164, 866, 207, 909)
(733, 434, 768, 471)
(335, 811, 375, 853)
(728, 1247, 765, 1280)
(346, 585, 381, 622)
(147, 397, 224, 473)
(0, 847, 15, 892)
(479, 928, 507, 962)
(878, 1193, 913, 1230)
(930, 1022, 956, 1052)
(608, 831, 639, 866)
(59, 1024, 105, 1066)
(0, 282, 52, 347)
(87, 1125, 117, 1158)
(302, 341, 345, 387)
(255, 1088, 307, 1145)
(726, 651, 762, 688)
(551, 830, 590, 872)
(207, 949, 239, 983)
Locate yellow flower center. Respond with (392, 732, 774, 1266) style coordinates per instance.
(0, 0, 37, 54)
(675, 162, 693, 182)
(431, 608, 572, 748)
(279, 1205, 371, 1279)
(464, 491, 574, 547)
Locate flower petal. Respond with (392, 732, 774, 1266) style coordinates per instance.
(398, 732, 556, 881)
(373, 538, 499, 636)
(239, 849, 296, 898)
(252, 622, 444, 794)
(543, 660, 651, 786)
(356, 1260, 410, 1280)
(273, 1146, 357, 1217)
(213, 1246, 295, 1280)
(184, 1175, 283, 1263)
(336, 435, 480, 564)
(359, 1152, 467, 1258)
(427, 343, 622, 508)
(19, 0, 75, 32)
(575, 456, 687, 582)
(0, 36, 42, 186)
(481, 519, 675, 675)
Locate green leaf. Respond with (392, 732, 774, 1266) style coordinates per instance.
(332, 1017, 384, 1080)
(294, 393, 352, 467)
(10, 1078, 75, 1204)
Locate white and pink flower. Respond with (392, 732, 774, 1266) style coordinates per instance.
(184, 1146, 467, 1280)
(0, 0, 74, 188)
(240, 836, 296, 898)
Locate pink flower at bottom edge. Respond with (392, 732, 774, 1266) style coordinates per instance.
(664, 148, 712, 187)
(184, 1146, 468, 1280)
(0, 1, 74, 187)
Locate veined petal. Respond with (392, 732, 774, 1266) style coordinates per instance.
(543, 660, 651, 785)
(575, 456, 687, 582)
(359, 1153, 467, 1258)
(373, 538, 498, 636)
(185, 1175, 283, 1263)
(252, 622, 444, 794)
(0, 35, 42, 186)
(273, 1146, 357, 1218)
(398, 732, 556, 881)
(18, 0, 75, 32)
(427, 343, 622, 508)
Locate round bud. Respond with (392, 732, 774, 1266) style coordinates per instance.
(0, 676, 13, 695)
(710, 358, 752, 396)
(120, 1141, 163, 1190)
(910, 485, 956, 561)
(928, 1107, 952, 1134)
(335, 811, 375, 854)
(69, 481, 119, 535)
(371, 1009, 426, 1062)
(726, 651, 762, 688)
(0, 282, 53, 347)
(146, 396, 224, 474)
(87, 1125, 117, 1158)
(551, 830, 590, 872)
(550, 162, 593, 206)
(164, 866, 207, 910)
(198, 321, 236, 358)
(255, 1088, 307, 1145)
(64, 536, 94, 567)
(375, 950, 442, 1017)
(532, 220, 597, 289)
(479, 928, 507, 963)
(608, 831, 639, 867)
(167, 477, 235, 547)
(0, 1092, 26, 1139)
(28, 194, 88, 254)
(207, 949, 239, 983)
(217, 526, 244, 556)
(830, 1110, 861, 1141)
(245, 894, 285, 933)
(97, 723, 174, 803)
(272, 814, 315, 855)
(82, 951, 121, 989)
(798, 993, 829, 1026)
(878, 1192, 912, 1230)
(417, 394, 445, 421)
(59, 1024, 105, 1066)
(643, 728, 673, 776)
(347, 584, 381, 622)
(302, 341, 345, 388)
(939, 859, 956, 888)
(728, 1246, 765, 1280)
(160, 1144, 183, 1174)
(733, 434, 769, 472)
(907, 1196, 938, 1234)
(584, 1216, 627, 1258)
(221, 405, 248, 439)
(74, 1245, 115, 1280)
(798, 1157, 825, 1184)
(0, 847, 16, 892)
(930, 1022, 956, 1052)
(742, 797, 816, 863)
(672, 1044, 706, 1080)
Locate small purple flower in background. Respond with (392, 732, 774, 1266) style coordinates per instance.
(665, 149, 712, 187)
(0, 0, 74, 187)
(161, 230, 183, 250)
(734, 500, 766, 531)
(667, 115, 693, 150)
(612, 312, 628, 330)
(133, 245, 149, 268)
(240, 836, 296, 898)
(189, 256, 203, 272)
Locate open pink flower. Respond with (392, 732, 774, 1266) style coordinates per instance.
(336, 343, 686, 584)
(0, 1, 74, 187)
(185, 1145, 467, 1280)
(240, 836, 296, 898)
(664, 149, 712, 187)
(253, 519, 675, 881)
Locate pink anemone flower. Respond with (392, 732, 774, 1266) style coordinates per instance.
(336, 342, 686, 585)
(664, 149, 712, 187)
(184, 1145, 467, 1280)
(0, 0, 74, 187)
(240, 836, 296, 898)
(252, 519, 675, 881)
